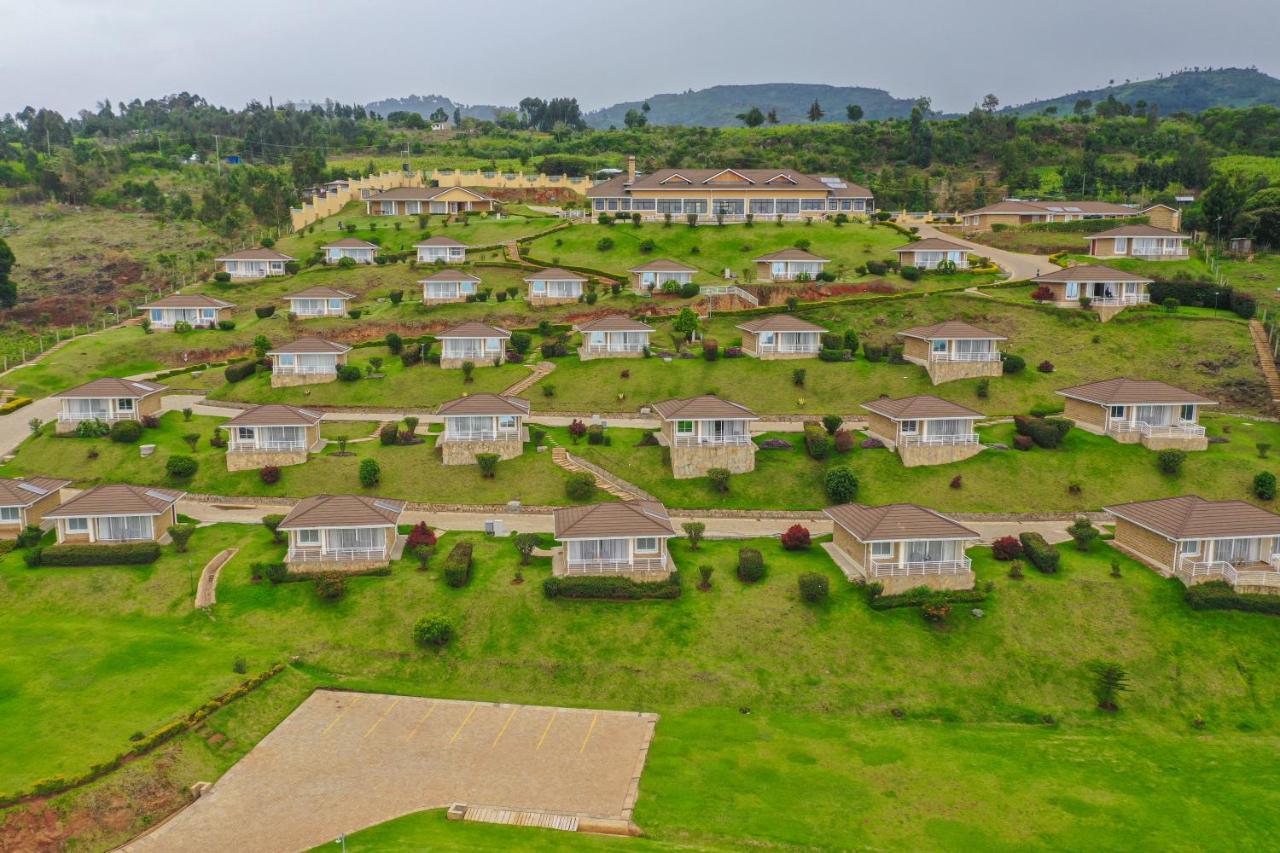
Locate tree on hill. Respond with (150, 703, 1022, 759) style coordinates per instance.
(737, 107, 765, 128)
(807, 100, 824, 122)
(429, 107, 449, 123)
(845, 104, 863, 122)
(1073, 98, 1093, 116)
(289, 148, 326, 188)
(981, 93, 999, 113)
(0, 237, 16, 309)
(453, 107, 462, 126)
(766, 108, 779, 124)
(624, 108, 648, 129)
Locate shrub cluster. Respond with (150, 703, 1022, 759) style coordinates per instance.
(803, 422, 831, 459)
(1185, 580, 1280, 615)
(737, 547, 765, 582)
(798, 572, 830, 603)
(865, 583, 987, 611)
(543, 574, 681, 600)
(443, 541, 474, 588)
(413, 614, 454, 646)
(224, 360, 257, 383)
(1013, 415, 1073, 449)
(991, 535, 1023, 560)
(565, 471, 596, 501)
(824, 466, 859, 503)
(1018, 532, 1060, 573)
(781, 524, 811, 550)
(28, 541, 161, 566)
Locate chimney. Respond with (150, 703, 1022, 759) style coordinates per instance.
(626, 155, 636, 184)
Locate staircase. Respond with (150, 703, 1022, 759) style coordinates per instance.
(502, 361, 555, 396)
(551, 447, 647, 500)
(1248, 320, 1280, 407)
(503, 240, 522, 263)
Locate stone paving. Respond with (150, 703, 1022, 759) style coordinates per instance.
(123, 690, 657, 853)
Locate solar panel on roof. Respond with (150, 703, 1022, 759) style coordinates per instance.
(129, 382, 154, 392)
(145, 489, 173, 501)
(1064, 206, 1082, 212)
(373, 500, 401, 513)
(298, 409, 320, 419)
(1046, 206, 1063, 212)
(17, 482, 48, 495)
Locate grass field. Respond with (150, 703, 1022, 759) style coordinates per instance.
(554, 412, 1280, 512)
(5, 528, 1280, 849)
(0, 411, 587, 507)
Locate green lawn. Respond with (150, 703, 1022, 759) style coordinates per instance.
(6, 530, 1280, 849)
(555, 413, 1280, 513)
(524, 219, 909, 281)
(0, 411, 585, 507)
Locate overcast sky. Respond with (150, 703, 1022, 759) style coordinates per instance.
(3, 0, 1278, 117)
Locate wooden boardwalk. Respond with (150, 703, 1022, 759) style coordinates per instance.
(1248, 320, 1280, 408)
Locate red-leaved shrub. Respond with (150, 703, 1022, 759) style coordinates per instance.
(992, 535, 1023, 561)
(406, 521, 437, 549)
(781, 524, 811, 551)
(259, 465, 281, 484)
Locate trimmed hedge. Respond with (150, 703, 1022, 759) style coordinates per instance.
(1019, 532, 1060, 573)
(30, 541, 161, 566)
(1147, 279, 1256, 319)
(0, 396, 32, 414)
(543, 573, 681, 600)
(224, 360, 257, 383)
(866, 583, 987, 611)
(1185, 580, 1280, 615)
(443, 541, 473, 588)
(737, 547, 765, 582)
(1014, 415, 1073, 449)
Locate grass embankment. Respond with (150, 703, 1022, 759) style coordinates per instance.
(4, 529, 1280, 848)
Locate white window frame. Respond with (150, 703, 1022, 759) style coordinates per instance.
(900, 420, 919, 435)
(1114, 237, 1128, 254)
(635, 537, 659, 554)
(297, 529, 321, 546)
(66, 517, 89, 532)
(0, 506, 20, 522)
(870, 541, 893, 558)
(1065, 281, 1079, 299)
(676, 420, 695, 435)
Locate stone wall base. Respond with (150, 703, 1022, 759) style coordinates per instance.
(441, 355, 502, 369)
(1141, 433, 1209, 452)
(286, 557, 390, 574)
(529, 295, 579, 306)
(577, 347, 645, 362)
(1094, 305, 1127, 323)
(670, 443, 756, 479)
(271, 373, 335, 388)
(226, 449, 309, 472)
(876, 571, 976, 595)
(440, 438, 523, 465)
(898, 443, 983, 468)
(750, 350, 816, 361)
(922, 359, 1003, 385)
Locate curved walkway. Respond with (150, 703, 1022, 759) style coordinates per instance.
(913, 223, 1059, 282)
(194, 548, 238, 608)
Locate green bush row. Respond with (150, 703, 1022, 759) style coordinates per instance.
(443, 541, 473, 588)
(28, 541, 161, 566)
(1185, 580, 1280, 615)
(865, 583, 987, 610)
(543, 572, 681, 600)
(1019, 532, 1060, 573)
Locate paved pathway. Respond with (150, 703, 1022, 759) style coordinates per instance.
(0, 397, 59, 458)
(194, 548, 238, 608)
(913, 223, 1059, 282)
(123, 691, 657, 852)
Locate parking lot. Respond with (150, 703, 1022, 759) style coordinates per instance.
(125, 690, 659, 852)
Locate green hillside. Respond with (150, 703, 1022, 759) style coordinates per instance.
(585, 83, 919, 128)
(1005, 67, 1280, 116)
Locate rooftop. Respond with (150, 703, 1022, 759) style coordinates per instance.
(553, 500, 675, 539)
(1106, 495, 1280, 540)
(46, 484, 183, 518)
(651, 395, 757, 421)
(825, 503, 980, 542)
(1056, 378, 1217, 406)
(862, 395, 984, 421)
(277, 494, 406, 529)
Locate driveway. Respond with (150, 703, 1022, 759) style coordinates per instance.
(123, 691, 658, 852)
(913, 223, 1059, 282)
(0, 397, 59, 458)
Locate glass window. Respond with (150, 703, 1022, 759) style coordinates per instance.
(676, 421, 694, 434)
(116, 398, 135, 412)
(1114, 237, 1128, 254)
(498, 415, 517, 430)
(871, 541, 893, 558)
(99, 515, 150, 540)
(66, 517, 89, 532)
(531, 280, 546, 293)
(1181, 404, 1196, 421)
(150, 309, 163, 322)
(932, 339, 948, 353)
(297, 529, 320, 545)
(594, 199, 605, 211)
(801, 199, 825, 211)
(900, 420, 919, 435)
(776, 200, 800, 214)
(1109, 405, 1126, 420)
(1180, 540, 1199, 555)
(1065, 281, 1079, 299)
(635, 537, 658, 553)
(329, 299, 343, 310)
(0, 506, 19, 522)
(237, 426, 255, 440)
(632, 199, 656, 211)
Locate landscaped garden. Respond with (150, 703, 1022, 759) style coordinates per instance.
(5, 526, 1280, 849)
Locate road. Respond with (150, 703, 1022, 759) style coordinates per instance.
(913, 223, 1059, 282)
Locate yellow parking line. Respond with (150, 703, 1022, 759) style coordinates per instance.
(321, 695, 364, 735)
(536, 710, 557, 750)
(579, 713, 599, 753)
(405, 701, 437, 741)
(449, 705, 478, 744)
(491, 709, 518, 748)
(363, 697, 401, 738)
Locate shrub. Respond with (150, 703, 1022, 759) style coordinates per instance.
(1089, 661, 1130, 711)
(702, 339, 719, 361)
(568, 419, 587, 442)
(543, 574, 681, 600)
(707, 467, 730, 493)
(1157, 449, 1186, 475)
(259, 465, 281, 484)
(792, 368, 806, 386)
(824, 466, 859, 503)
(165, 455, 198, 479)
(798, 572, 829, 603)
(833, 429, 855, 453)
(31, 541, 160, 566)
(379, 423, 399, 445)
(566, 471, 596, 501)
(217, 319, 236, 331)
(679, 282, 700, 298)
(1257, 442, 1271, 459)
(413, 615, 454, 647)
(781, 524, 811, 550)
(682, 521, 705, 549)
(336, 364, 361, 382)
(358, 457, 381, 487)
(313, 572, 347, 602)
(109, 419, 142, 443)
(1031, 285, 1055, 302)
(1019, 532, 1060, 573)
(1067, 517, 1100, 551)
(513, 532, 540, 565)
(737, 548, 765, 582)
(821, 414, 842, 435)
(16, 524, 43, 548)
(803, 422, 831, 459)
(213, 271, 231, 283)
(1002, 354, 1026, 374)
(1186, 580, 1280, 615)
(224, 360, 256, 383)
(385, 332, 404, 354)
(842, 329, 859, 355)
(262, 514, 285, 543)
(406, 521, 437, 549)
(1253, 471, 1277, 500)
(443, 542, 474, 588)
(1037, 360, 1055, 373)
(1014, 415, 1073, 449)
(347, 309, 363, 320)
(1013, 434, 1034, 451)
(991, 535, 1023, 560)
(400, 346, 422, 367)
(976, 378, 990, 399)
(900, 265, 922, 282)
(166, 524, 196, 552)
(698, 565, 714, 590)
(865, 259, 887, 276)
(388, 289, 404, 305)
(475, 453, 499, 478)
(528, 426, 546, 447)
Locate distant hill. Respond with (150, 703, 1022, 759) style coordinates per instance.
(364, 94, 514, 121)
(584, 83, 920, 128)
(1003, 68, 1280, 116)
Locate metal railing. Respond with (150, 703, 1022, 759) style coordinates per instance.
(1089, 293, 1150, 306)
(287, 547, 386, 563)
(700, 285, 759, 306)
(424, 290, 470, 300)
(1109, 420, 1206, 438)
(901, 433, 979, 447)
(1130, 248, 1189, 258)
(228, 440, 308, 452)
(1176, 557, 1280, 589)
(870, 557, 972, 578)
(273, 364, 337, 376)
(442, 348, 500, 360)
(673, 434, 754, 447)
(442, 430, 521, 442)
(58, 411, 133, 422)
(929, 351, 1000, 363)
(584, 343, 646, 354)
(565, 557, 666, 574)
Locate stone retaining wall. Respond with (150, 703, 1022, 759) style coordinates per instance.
(670, 443, 755, 479)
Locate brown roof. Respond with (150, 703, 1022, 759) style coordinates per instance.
(53, 378, 165, 399)
(627, 259, 697, 273)
(575, 315, 654, 333)
(752, 248, 829, 263)
(268, 337, 351, 355)
(277, 494, 405, 529)
(861, 395, 983, 420)
(140, 294, 235, 310)
(587, 168, 872, 199)
(222, 404, 323, 428)
(1105, 496, 1280, 540)
(651, 395, 757, 420)
(368, 186, 495, 202)
(524, 267, 588, 282)
(553, 500, 675, 539)
(0, 477, 70, 507)
(45, 484, 183, 518)
(437, 393, 530, 416)
(414, 236, 468, 248)
(736, 314, 828, 334)
(894, 238, 970, 253)
(419, 269, 480, 282)
(825, 503, 980, 542)
(321, 238, 377, 249)
(897, 321, 1006, 342)
(286, 286, 355, 300)
(964, 199, 1139, 217)
(1087, 225, 1189, 239)
(1032, 265, 1152, 284)
(1056, 379, 1217, 406)
(214, 247, 294, 261)
(436, 321, 510, 339)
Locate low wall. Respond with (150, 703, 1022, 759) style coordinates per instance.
(290, 170, 425, 231)
(440, 437, 523, 466)
(225, 449, 308, 472)
(670, 443, 755, 479)
(429, 169, 593, 195)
